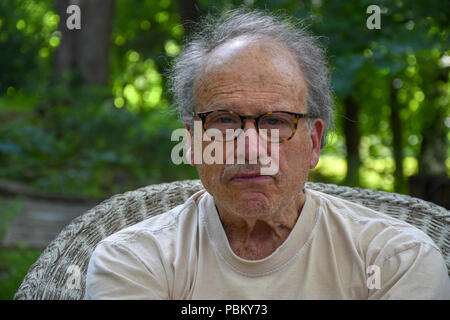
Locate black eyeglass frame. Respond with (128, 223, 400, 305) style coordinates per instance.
(194, 109, 309, 143)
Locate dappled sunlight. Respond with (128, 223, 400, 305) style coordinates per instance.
(0, 0, 448, 201)
(311, 153, 421, 193)
(2, 0, 450, 303)
(310, 155, 347, 183)
(112, 56, 165, 112)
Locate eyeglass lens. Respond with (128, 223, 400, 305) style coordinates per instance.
(204, 111, 295, 142)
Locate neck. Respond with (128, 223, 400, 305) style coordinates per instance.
(217, 191, 306, 260)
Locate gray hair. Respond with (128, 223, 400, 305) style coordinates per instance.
(169, 8, 334, 147)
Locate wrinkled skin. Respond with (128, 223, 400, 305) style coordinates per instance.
(189, 36, 324, 260)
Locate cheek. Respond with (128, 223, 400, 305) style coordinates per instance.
(196, 163, 224, 191)
(279, 140, 312, 179)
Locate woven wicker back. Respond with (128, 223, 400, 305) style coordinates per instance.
(14, 180, 449, 300)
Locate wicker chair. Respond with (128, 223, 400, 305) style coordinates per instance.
(14, 180, 450, 300)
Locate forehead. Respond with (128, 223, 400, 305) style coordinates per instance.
(193, 36, 307, 114)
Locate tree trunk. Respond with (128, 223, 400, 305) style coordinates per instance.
(390, 84, 406, 193)
(54, 0, 79, 78)
(409, 68, 449, 209)
(78, 0, 115, 85)
(417, 69, 448, 176)
(343, 95, 361, 187)
(54, 0, 115, 86)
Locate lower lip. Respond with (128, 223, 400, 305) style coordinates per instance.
(230, 175, 273, 183)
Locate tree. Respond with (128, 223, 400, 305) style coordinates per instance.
(390, 80, 406, 193)
(54, 0, 115, 85)
(343, 95, 361, 187)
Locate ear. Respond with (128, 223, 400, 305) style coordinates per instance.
(185, 124, 195, 166)
(309, 118, 324, 169)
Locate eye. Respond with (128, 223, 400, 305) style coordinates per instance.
(259, 114, 293, 129)
(206, 112, 240, 128)
(218, 116, 234, 124)
(266, 118, 280, 125)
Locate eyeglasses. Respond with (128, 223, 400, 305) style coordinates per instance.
(195, 109, 308, 143)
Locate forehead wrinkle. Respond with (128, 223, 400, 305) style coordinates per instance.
(194, 36, 307, 112)
(196, 79, 306, 114)
(201, 35, 300, 74)
(200, 87, 298, 112)
(196, 36, 303, 84)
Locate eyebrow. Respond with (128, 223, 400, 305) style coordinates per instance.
(203, 104, 281, 116)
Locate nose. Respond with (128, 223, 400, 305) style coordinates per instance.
(242, 119, 259, 163)
(242, 118, 258, 131)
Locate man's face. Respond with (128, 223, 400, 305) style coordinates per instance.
(191, 37, 324, 218)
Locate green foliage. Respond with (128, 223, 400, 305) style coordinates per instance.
(0, 0, 199, 197)
(111, 0, 181, 113)
(0, 246, 42, 299)
(1, 0, 448, 299)
(0, 0, 57, 93)
(303, 0, 449, 190)
(0, 0, 448, 198)
(1, 86, 197, 197)
(0, 196, 39, 300)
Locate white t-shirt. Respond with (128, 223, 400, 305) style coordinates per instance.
(84, 188, 450, 299)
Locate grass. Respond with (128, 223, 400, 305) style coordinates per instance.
(0, 246, 43, 299)
(0, 196, 43, 300)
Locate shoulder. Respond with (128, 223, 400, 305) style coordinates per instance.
(96, 189, 207, 249)
(87, 189, 208, 275)
(305, 188, 442, 264)
(305, 188, 449, 298)
(84, 190, 208, 299)
(306, 188, 438, 247)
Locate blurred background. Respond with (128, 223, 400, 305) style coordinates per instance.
(0, 0, 448, 299)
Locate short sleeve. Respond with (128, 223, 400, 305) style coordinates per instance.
(368, 243, 450, 299)
(83, 240, 169, 300)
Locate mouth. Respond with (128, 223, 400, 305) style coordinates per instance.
(229, 172, 274, 183)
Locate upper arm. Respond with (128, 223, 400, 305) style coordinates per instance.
(368, 243, 450, 299)
(84, 240, 169, 300)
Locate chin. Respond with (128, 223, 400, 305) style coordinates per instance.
(232, 192, 275, 217)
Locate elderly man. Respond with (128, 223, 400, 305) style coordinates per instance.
(84, 9, 450, 299)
